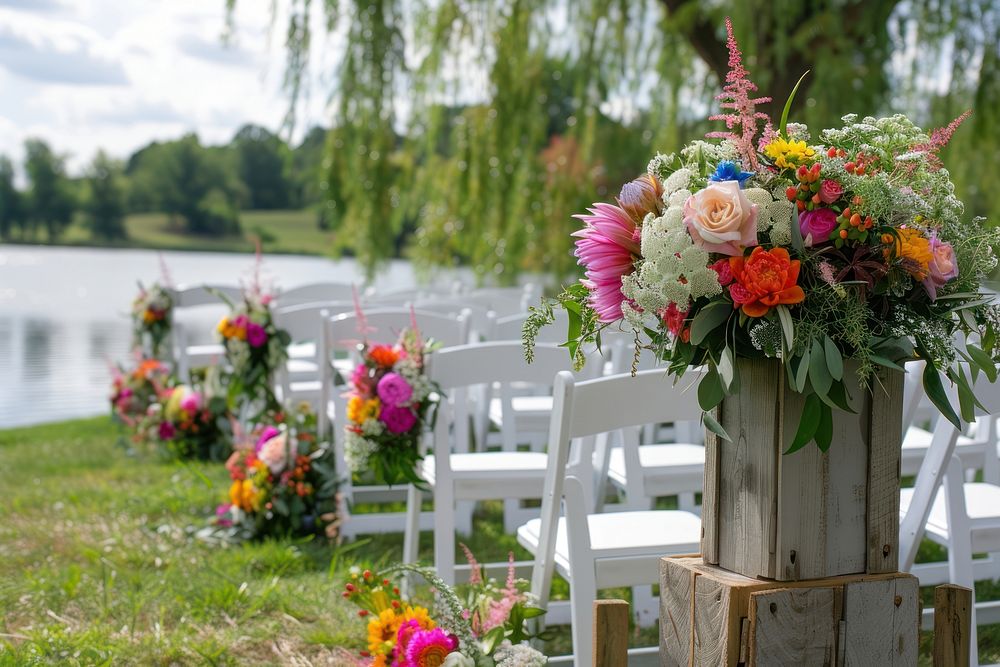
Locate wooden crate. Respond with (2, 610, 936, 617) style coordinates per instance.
(701, 358, 904, 581)
(659, 555, 919, 666)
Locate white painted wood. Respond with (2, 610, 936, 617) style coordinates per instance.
(273, 281, 357, 306)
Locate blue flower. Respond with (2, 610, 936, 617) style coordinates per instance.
(709, 161, 753, 188)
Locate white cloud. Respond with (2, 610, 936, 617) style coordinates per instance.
(0, 1, 335, 173)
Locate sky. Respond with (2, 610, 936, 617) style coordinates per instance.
(0, 0, 334, 175)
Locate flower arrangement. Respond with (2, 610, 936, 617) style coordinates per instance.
(525, 18, 1000, 451)
(217, 287, 290, 413)
(342, 551, 547, 666)
(214, 404, 340, 539)
(344, 327, 439, 486)
(144, 374, 232, 460)
(110, 357, 172, 429)
(131, 282, 173, 358)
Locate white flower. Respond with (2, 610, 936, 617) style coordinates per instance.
(493, 640, 547, 667)
(442, 653, 476, 667)
(661, 168, 691, 196)
(344, 431, 377, 472)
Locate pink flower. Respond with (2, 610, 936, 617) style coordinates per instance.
(215, 504, 233, 527)
(257, 432, 289, 473)
(661, 303, 690, 342)
(572, 202, 641, 323)
(350, 363, 375, 397)
(728, 282, 753, 307)
(380, 404, 417, 434)
(923, 235, 959, 300)
(246, 323, 267, 348)
(710, 259, 733, 286)
(798, 208, 838, 247)
(180, 392, 202, 414)
(158, 421, 176, 440)
(683, 181, 758, 256)
(233, 314, 248, 329)
(376, 372, 413, 407)
(818, 179, 843, 204)
(404, 628, 458, 667)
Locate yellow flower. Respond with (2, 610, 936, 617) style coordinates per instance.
(142, 309, 157, 324)
(399, 605, 435, 630)
(217, 317, 230, 335)
(228, 479, 259, 512)
(763, 137, 816, 170)
(367, 608, 401, 655)
(347, 396, 380, 424)
(887, 228, 933, 279)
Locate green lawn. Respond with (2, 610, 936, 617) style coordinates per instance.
(39, 209, 336, 256)
(2, 417, 1000, 665)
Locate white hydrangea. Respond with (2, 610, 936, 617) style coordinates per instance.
(492, 641, 547, 667)
(344, 431, 377, 473)
(360, 418, 385, 437)
(661, 168, 692, 196)
(667, 189, 691, 208)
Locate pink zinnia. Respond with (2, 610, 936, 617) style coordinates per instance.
(403, 627, 458, 667)
(158, 421, 176, 440)
(380, 404, 417, 434)
(377, 372, 413, 407)
(246, 323, 267, 348)
(572, 202, 641, 323)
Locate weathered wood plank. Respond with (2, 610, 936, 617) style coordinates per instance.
(842, 575, 919, 665)
(659, 557, 693, 667)
(933, 584, 972, 667)
(701, 404, 722, 565)
(867, 368, 905, 574)
(593, 599, 629, 667)
(748, 587, 838, 666)
(890, 575, 919, 665)
(775, 361, 869, 581)
(718, 358, 781, 579)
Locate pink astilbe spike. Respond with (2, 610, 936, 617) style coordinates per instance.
(460, 543, 482, 585)
(911, 110, 972, 171)
(351, 285, 375, 341)
(757, 120, 778, 152)
(157, 252, 174, 288)
(481, 552, 523, 632)
(706, 18, 772, 169)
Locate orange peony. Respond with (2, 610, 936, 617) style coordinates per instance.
(368, 345, 400, 368)
(728, 247, 805, 317)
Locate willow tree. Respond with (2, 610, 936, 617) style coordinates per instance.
(227, 0, 1000, 284)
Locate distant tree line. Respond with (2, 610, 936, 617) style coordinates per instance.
(0, 124, 328, 242)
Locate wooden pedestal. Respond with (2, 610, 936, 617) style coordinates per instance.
(659, 556, 919, 666)
(702, 359, 905, 581)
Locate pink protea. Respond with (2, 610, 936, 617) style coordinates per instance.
(572, 202, 641, 323)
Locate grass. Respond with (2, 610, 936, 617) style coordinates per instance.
(3, 417, 1000, 665)
(11, 209, 336, 257)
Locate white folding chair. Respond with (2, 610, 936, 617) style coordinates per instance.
(273, 282, 357, 307)
(517, 369, 703, 667)
(411, 298, 494, 341)
(320, 308, 470, 538)
(169, 284, 242, 381)
(273, 300, 353, 406)
(900, 372, 1000, 666)
(401, 342, 577, 584)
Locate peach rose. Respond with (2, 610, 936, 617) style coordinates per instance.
(683, 181, 758, 256)
(257, 431, 289, 473)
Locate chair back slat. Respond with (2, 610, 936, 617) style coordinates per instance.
(427, 342, 573, 390)
(275, 282, 356, 307)
(170, 284, 242, 308)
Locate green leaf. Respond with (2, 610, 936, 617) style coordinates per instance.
(823, 336, 843, 381)
(719, 346, 735, 392)
(814, 402, 833, 452)
(827, 379, 856, 413)
(779, 70, 810, 138)
(809, 338, 832, 397)
(790, 208, 805, 253)
(869, 355, 905, 372)
(967, 344, 998, 383)
(564, 307, 582, 359)
(698, 367, 725, 412)
(794, 349, 811, 393)
(922, 359, 961, 430)
(690, 302, 732, 345)
(521, 606, 546, 619)
(703, 410, 732, 442)
(786, 393, 821, 454)
(776, 305, 795, 355)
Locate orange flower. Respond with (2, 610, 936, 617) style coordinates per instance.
(368, 345, 399, 368)
(885, 227, 933, 279)
(728, 247, 805, 317)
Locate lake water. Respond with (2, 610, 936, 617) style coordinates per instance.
(0, 245, 471, 428)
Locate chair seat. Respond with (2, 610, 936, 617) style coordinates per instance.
(900, 483, 1000, 552)
(488, 395, 553, 427)
(517, 509, 702, 576)
(286, 358, 319, 375)
(900, 426, 984, 476)
(421, 452, 549, 499)
(186, 343, 224, 358)
(607, 444, 705, 490)
(287, 342, 316, 358)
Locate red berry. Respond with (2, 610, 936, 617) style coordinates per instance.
(363, 570, 372, 579)
(850, 213, 861, 227)
(845, 162, 855, 174)
(827, 147, 837, 158)
(811, 194, 821, 204)
(840, 229, 848, 239)
(358, 610, 369, 617)
(785, 186, 797, 201)
(797, 165, 808, 179)
(797, 200, 806, 211)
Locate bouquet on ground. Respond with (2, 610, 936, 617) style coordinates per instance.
(144, 373, 232, 460)
(215, 404, 340, 539)
(217, 287, 290, 412)
(110, 357, 173, 431)
(526, 18, 1000, 450)
(344, 327, 439, 486)
(343, 551, 547, 666)
(131, 282, 173, 358)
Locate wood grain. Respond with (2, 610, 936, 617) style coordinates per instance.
(701, 404, 722, 565)
(842, 576, 918, 665)
(659, 557, 693, 667)
(718, 358, 781, 579)
(593, 599, 629, 667)
(933, 584, 972, 667)
(748, 587, 838, 666)
(867, 368, 904, 574)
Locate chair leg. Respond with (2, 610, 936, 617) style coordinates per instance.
(434, 482, 456, 585)
(569, 561, 598, 667)
(403, 484, 421, 565)
(942, 454, 979, 666)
